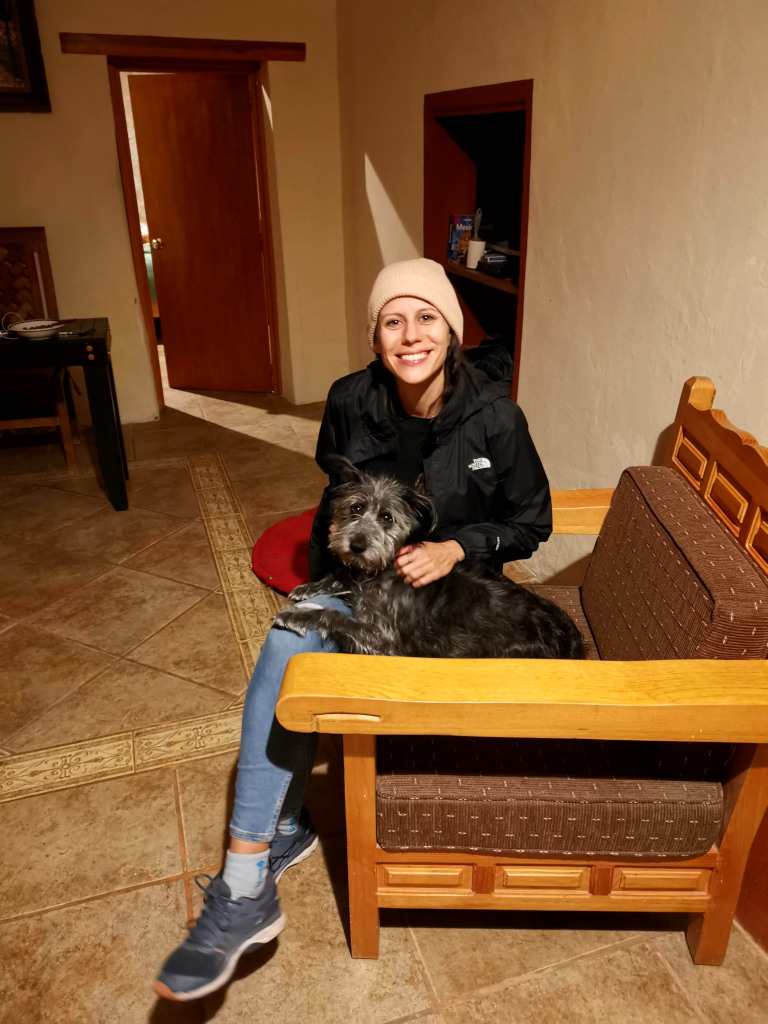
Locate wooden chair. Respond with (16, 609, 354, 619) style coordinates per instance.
(276, 377, 768, 966)
(1, 226, 75, 469)
(0, 368, 76, 470)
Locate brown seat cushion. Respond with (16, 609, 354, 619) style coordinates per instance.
(376, 736, 723, 858)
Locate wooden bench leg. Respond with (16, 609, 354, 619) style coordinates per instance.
(687, 744, 768, 965)
(344, 733, 380, 958)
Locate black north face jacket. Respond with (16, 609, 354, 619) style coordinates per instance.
(308, 345, 552, 581)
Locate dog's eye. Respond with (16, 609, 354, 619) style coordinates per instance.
(379, 512, 393, 524)
(350, 503, 363, 515)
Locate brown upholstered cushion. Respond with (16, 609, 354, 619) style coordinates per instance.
(582, 467, 768, 661)
(376, 736, 722, 857)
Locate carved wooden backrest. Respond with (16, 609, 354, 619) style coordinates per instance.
(665, 377, 768, 576)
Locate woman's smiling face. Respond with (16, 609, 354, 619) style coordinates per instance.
(373, 296, 451, 391)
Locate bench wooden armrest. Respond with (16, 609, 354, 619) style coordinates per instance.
(276, 653, 768, 744)
(550, 488, 615, 534)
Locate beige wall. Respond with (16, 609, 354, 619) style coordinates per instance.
(337, 0, 768, 578)
(1, 0, 348, 419)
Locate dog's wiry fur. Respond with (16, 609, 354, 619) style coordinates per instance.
(274, 456, 585, 660)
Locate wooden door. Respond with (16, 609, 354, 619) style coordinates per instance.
(128, 73, 273, 392)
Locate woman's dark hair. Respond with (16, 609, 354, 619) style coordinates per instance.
(442, 331, 464, 401)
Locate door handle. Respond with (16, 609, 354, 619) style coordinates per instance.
(150, 238, 165, 250)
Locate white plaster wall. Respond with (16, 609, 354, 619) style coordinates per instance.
(0, 0, 348, 419)
(336, 0, 768, 578)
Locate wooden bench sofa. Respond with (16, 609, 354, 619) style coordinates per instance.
(276, 376, 768, 966)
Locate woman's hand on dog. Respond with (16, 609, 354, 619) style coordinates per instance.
(395, 540, 465, 587)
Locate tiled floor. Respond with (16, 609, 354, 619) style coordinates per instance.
(1, 354, 767, 1022)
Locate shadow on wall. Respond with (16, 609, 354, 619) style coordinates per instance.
(364, 154, 419, 265)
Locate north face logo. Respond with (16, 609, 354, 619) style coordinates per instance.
(468, 457, 491, 471)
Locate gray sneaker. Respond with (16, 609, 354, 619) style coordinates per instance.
(154, 872, 285, 1001)
(269, 807, 319, 882)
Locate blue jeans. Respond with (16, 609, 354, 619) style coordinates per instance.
(229, 594, 351, 843)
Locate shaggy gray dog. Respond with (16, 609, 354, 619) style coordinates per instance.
(273, 456, 584, 660)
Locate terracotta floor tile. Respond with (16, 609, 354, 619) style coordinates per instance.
(123, 521, 219, 590)
(47, 468, 141, 500)
(0, 880, 202, 1024)
(653, 927, 768, 1023)
(27, 566, 207, 655)
(0, 485, 107, 539)
(47, 464, 186, 503)
(7, 660, 231, 753)
(0, 476, 39, 503)
(128, 592, 246, 694)
(129, 406, 203, 432)
(0, 770, 182, 919)
(219, 441, 316, 482)
(132, 423, 214, 461)
(43, 432, 113, 480)
(202, 402, 302, 447)
(407, 908, 673, 1000)
(287, 401, 326, 422)
(0, 531, 113, 619)
(441, 941, 701, 1024)
(0, 440, 52, 476)
(0, 624, 114, 744)
(131, 467, 202, 519)
(162, 386, 207, 417)
(176, 736, 342, 873)
(195, 830, 431, 1022)
(51, 504, 190, 564)
(236, 467, 325, 519)
(198, 390, 282, 413)
(175, 750, 240, 871)
(127, 455, 189, 474)
(277, 431, 321, 458)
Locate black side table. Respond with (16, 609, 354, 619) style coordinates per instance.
(0, 317, 129, 510)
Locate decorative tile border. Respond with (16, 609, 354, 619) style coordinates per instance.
(188, 452, 284, 674)
(0, 449, 282, 803)
(0, 709, 244, 803)
(0, 734, 134, 802)
(134, 710, 242, 771)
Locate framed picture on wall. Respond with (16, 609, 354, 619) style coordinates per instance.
(0, 0, 50, 112)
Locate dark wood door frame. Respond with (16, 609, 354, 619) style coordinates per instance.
(60, 33, 305, 404)
(424, 80, 533, 401)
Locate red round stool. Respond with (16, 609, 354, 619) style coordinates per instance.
(251, 507, 315, 594)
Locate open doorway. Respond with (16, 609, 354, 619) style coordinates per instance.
(118, 69, 278, 398)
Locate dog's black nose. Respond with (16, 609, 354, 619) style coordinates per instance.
(349, 536, 367, 554)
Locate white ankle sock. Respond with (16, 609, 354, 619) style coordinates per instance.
(222, 850, 268, 898)
(276, 815, 299, 836)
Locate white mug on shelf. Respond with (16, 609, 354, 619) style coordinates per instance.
(466, 239, 485, 270)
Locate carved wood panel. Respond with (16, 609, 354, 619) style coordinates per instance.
(0, 227, 58, 321)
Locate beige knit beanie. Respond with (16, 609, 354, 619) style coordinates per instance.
(367, 258, 463, 347)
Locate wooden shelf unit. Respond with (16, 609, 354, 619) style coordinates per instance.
(424, 81, 532, 401)
(444, 261, 519, 295)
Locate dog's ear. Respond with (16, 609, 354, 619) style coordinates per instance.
(406, 489, 437, 542)
(322, 453, 362, 486)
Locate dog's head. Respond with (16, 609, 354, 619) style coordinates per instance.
(322, 455, 437, 571)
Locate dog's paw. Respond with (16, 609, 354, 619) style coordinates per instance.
(288, 582, 318, 603)
(273, 609, 310, 637)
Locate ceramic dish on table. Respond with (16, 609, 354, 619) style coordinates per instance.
(0, 315, 66, 340)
